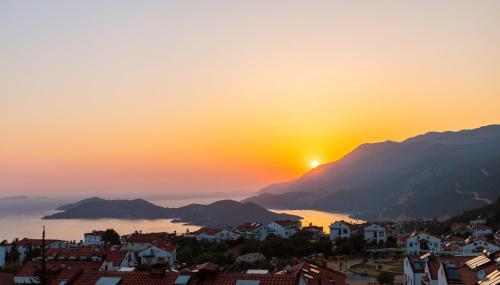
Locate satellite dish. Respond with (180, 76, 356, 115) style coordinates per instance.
(477, 269, 486, 280)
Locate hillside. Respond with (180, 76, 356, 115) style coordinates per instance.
(43, 198, 301, 227)
(244, 125, 500, 220)
(447, 197, 500, 225)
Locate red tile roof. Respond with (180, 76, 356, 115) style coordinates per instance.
(103, 250, 128, 265)
(0, 272, 14, 285)
(427, 260, 440, 280)
(46, 246, 110, 259)
(458, 263, 498, 285)
(236, 223, 262, 232)
(70, 271, 178, 285)
(291, 261, 346, 285)
(189, 227, 224, 236)
(16, 238, 64, 246)
(16, 260, 100, 278)
(200, 273, 298, 285)
(152, 240, 176, 252)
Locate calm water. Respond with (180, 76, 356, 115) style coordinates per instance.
(271, 209, 364, 234)
(0, 197, 363, 241)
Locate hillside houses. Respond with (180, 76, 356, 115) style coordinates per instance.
(185, 227, 237, 242)
(459, 237, 499, 255)
(364, 223, 387, 244)
(266, 220, 301, 238)
(137, 241, 176, 267)
(329, 221, 354, 242)
(15, 238, 66, 261)
(234, 222, 267, 240)
(123, 232, 174, 251)
(405, 232, 442, 255)
(99, 250, 136, 271)
(83, 231, 105, 246)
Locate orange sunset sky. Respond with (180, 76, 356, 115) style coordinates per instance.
(1, 1, 500, 196)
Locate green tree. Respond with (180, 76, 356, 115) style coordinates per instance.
(377, 272, 394, 284)
(102, 229, 121, 245)
(385, 236, 397, 248)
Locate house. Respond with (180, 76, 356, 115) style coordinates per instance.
(14, 260, 101, 284)
(302, 224, 324, 241)
(470, 224, 493, 238)
(422, 259, 440, 285)
(451, 223, 468, 234)
(266, 220, 301, 238)
(404, 256, 427, 285)
(442, 235, 465, 245)
(68, 269, 300, 285)
(138, 241, 176, 267)
(15, 238, 66, 261)
(494, 231, 500, 244)
(470, 218, 487, 226)
(185, 227, 237, 242)
(0, 244, 7, 269)
(457, 254, 498, 285)
(45, 246, 109, 262)
(363, 224, 387, 244)
(234, 223, 267, 240)
(405, 232, 442, 255)
(84, 231, 105, 245)
(329, 221, 353, 242)
(291, 261, 346, 285)
(437, 262, 463, 285)
(100, 250, 136, 271)
(459, 237, 499, 255)
(124, 232, 173, 251)
(68, 260, 343, 285)
(0, 272, 14, 285)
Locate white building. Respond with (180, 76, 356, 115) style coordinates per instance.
(138, 241, 176, 267)
(266, 220, 301, 238)
(99, 250, 136, 271)
(0, 244, 7, 268)
(470, 224, 493, 237)
(185, 227, 237, 242)
(459, 237, 499, 255)
(84, 230, 105, 245)
(329, 221, 352, 242)
(16, 238, 66, 261)
(363, 224, 387, 244)
(436, 262, 462, 285)
(422, 260, 440, 285)
(405, 232, 442, 255)
(404, 256, 426, 285)
(234, 223, 267, 240)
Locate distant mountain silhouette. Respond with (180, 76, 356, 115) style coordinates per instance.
(244, 125, 500, 220)
(44, 198, 300, 227)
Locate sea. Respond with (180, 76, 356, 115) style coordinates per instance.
(0, 196, 361, 242)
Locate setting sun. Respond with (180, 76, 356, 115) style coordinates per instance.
(310, 161, 320, 169)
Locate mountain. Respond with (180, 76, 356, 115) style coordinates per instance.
(46, 198, 168, 219)
(244, 125, 500, 220)
(43, 198, 301, 227)
(447, 197, 500, 226)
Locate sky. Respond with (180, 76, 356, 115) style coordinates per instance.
(1, 0, 500, 196)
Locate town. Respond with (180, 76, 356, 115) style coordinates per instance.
(0, 213, 499, 285)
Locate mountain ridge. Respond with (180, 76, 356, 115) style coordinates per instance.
(43, 197, 301, 227)
(245, 124, 500, 220)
